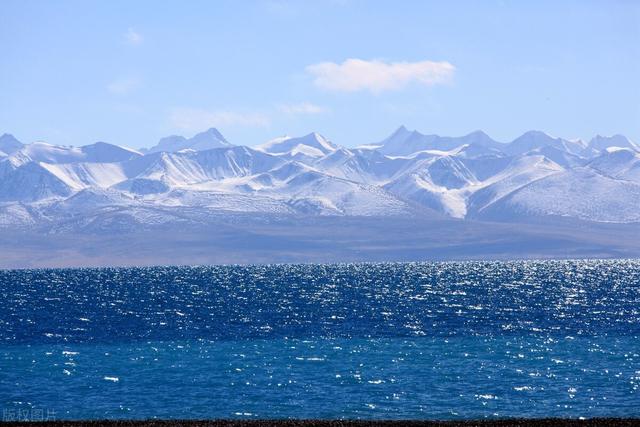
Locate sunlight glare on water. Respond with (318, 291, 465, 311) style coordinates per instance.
(0, 260, 639, 419)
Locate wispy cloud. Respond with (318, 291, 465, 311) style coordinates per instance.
(107, 77, 140, 95)
(306, 58, 455, 93)
(169, 108, 270, 131)
(278, 102, 328, 115)
(125, 28, 143, 46)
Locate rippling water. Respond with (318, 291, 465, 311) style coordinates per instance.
(1, 260, 639, 419)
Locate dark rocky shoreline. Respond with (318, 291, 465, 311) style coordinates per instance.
(2, 419, 639, 427)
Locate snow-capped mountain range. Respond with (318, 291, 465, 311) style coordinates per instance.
(1, 127, 640, 229)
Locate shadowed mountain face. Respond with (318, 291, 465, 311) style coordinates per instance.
(1, 127, 639, 266)
(0, 133, 24, 155)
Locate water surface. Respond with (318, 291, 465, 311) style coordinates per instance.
(1, 261, 639, 419)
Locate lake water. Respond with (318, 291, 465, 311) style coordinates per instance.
(1, 261, 639, 420)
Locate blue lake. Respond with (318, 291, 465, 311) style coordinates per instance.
(1, 261, 639, 419)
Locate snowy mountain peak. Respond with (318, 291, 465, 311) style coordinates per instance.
(148, 128, 232, 153)
(256, 132, 338, 158)
(589, 134, 638, 152)
(508, 130, 585, 156)
(464, 130, 494, 143)
(374, 127, 432, 156)
(300, 132, 336, 150)
(201, 127, 227, 140)
(2, 128, 640, 226)
(0, 133, 24, 155)
(5, 140, 141, 165)
(586, 146, 640, 184)
(390, 125, 411, 138)
(510, 130, 557, 148)
(373, 127, 501, 157)
(189, 127, 229, 146)
(521, 130, 554, 139)
(12, 142, 79, 164)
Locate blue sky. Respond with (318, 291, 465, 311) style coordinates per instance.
(1, 0, 639, 149)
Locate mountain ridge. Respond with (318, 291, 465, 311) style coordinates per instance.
(1, 127, 638, 230)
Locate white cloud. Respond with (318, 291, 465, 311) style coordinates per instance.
(306, 58, 455, 93)
(169, 108, 270, 131)
(125, 28, 143, 46)
(278, 102, 328, 115)
(107, 78, 140, 95)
